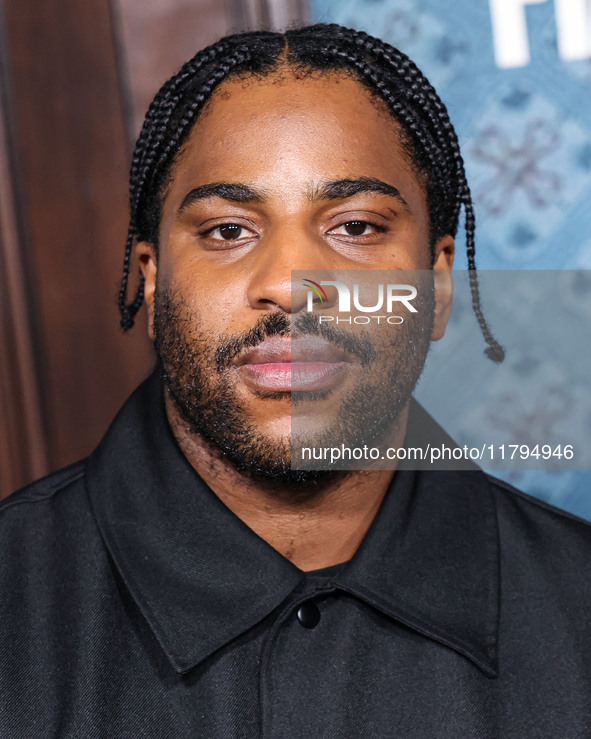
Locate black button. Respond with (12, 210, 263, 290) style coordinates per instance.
(296, 601, 321, 629)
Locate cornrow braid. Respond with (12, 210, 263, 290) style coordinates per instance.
(118, 23, 504, 362)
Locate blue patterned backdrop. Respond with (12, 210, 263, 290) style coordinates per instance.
(310, 0, 591, 518)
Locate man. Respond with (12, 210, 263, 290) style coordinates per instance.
(1, 24, 590, 738)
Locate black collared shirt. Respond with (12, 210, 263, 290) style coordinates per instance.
(2, 372, 591, 737)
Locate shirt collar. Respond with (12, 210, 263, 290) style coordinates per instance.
(86, 371, 499, 678)
(334, 466, 499, 677)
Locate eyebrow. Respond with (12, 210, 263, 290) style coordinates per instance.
(176, 176, 409, 217)
(308, 177, 409, 209)
(177, 183, 266, 215)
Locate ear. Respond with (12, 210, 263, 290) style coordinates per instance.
(136, 241, 157, 340)
(431, 234, 454, 341)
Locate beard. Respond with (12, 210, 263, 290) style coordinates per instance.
(153, 275, 435, 488)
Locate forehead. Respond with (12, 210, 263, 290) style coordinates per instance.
(197, 69, 397, 134)
(164, 71, 425, 210)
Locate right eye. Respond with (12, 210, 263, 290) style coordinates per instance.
(203, 223, 255, 241)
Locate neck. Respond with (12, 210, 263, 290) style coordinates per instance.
(165, 392, 407, 571)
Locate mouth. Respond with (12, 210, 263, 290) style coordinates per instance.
(235, 335, 354, 392)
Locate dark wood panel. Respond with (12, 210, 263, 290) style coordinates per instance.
(114, 0, 233, 138)
(2, 0, 154, 490)
(0, 7, 48, 497)
(0, 121, 48, 495)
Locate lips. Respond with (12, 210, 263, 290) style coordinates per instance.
(236, 336, 352, 392)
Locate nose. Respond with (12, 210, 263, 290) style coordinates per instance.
(246, 227, 337, 314)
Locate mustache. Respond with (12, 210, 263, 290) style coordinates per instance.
(215, 311, 377, 372)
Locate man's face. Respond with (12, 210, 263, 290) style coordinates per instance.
(138, 71, 453, 482)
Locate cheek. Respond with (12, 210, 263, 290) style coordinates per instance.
(165, 260, 249, 339)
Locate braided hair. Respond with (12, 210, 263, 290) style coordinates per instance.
(118, 23, 504, 362)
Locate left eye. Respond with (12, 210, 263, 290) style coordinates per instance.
(205, 224, 253, 241)
(331, 221, 383, 237)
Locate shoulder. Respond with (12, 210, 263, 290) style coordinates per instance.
(1, 459, 86, 511)
(0, 460, 91, 561)
(0, 460, 121, 730)
(486, 472, 591, 535)
(486, 473, 591, 597)
(1, 459, 87, 517)
(0, 458, 113, 640)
